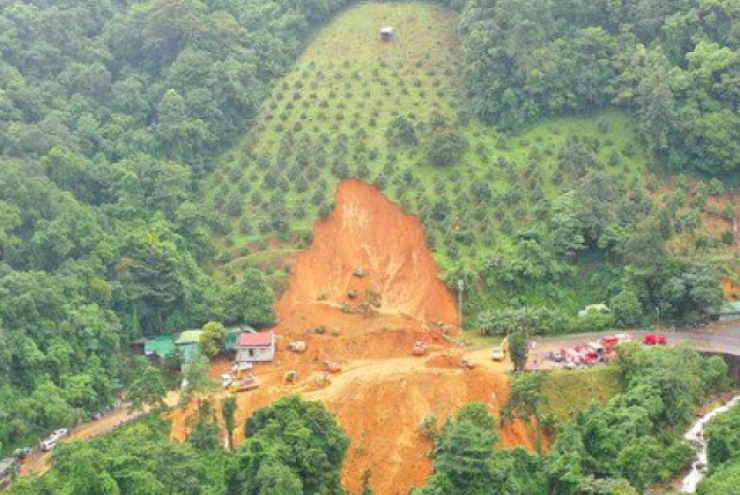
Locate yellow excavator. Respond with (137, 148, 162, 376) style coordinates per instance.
(492, 335, 509, 362)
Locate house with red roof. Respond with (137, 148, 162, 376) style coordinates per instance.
(236, 331, 276, 363)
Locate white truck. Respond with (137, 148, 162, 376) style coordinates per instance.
(40, 428, 69, 452)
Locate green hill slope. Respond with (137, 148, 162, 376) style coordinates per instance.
(207, 1, 725, 323)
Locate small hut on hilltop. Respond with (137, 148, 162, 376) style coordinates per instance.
(380, 26, 394, 41)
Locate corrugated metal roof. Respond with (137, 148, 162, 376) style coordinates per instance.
(175, 330, 203, 345)
(238, 331, 274, 347)
(144, 335, 175, 357)
(224, 326, 255, 351)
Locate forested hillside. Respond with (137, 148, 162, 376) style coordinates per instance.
(0, 0, 352, 453)
(0, 0, 739, 466)
(460, 0, 740, 176)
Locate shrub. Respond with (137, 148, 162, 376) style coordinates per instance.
(596, 119, 610, 133)
(238, 217, 252, 234)
(418, 414, 438, 439)
(425, 129, 468, 167)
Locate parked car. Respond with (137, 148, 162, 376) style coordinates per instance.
(40, 428, 69, 452)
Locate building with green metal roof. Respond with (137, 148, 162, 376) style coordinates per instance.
(175, 330, 203, 363)
(144, 335, 175, 360)
(708, 301, 740, 322)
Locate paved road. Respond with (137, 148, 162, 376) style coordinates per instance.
(535, 323, 740, 356)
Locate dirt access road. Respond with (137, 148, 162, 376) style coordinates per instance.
(171, 342, 532, 495)
(18, 392, 179, 480)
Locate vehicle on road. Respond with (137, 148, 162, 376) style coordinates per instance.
(40, 428, 69, 452)
(601, 332, 633, 349)
(231, 376, 259, 392)
(643, 333, 667, 346)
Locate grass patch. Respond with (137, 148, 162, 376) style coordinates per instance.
(540, 366, 622, 420)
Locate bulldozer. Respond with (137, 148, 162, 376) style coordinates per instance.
(229, 368, 259, 393)
(492, 335, 509, 362)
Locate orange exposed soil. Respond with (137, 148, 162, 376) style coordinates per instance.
(278, 178, 459, 336)
(171, 179, 533, 495)
(722, 278, 740, 301)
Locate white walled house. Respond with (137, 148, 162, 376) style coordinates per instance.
(236, 331, 276, 363)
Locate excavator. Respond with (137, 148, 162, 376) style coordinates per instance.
(492, 335, 509, 362)
(319, 349, 342, 373)
(412, 334, 432, 356)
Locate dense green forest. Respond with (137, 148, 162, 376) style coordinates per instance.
(6, 348, 730, 495)
(7, 396, 350, 495)
(460, 0, 740, 176)
(0, 0, 327, 453)
(700, 399, 740, 494)
(0, 0, 739, 475)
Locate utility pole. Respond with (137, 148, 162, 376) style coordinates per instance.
(655, 307, 660, 332)
(457, 279, 465, 332)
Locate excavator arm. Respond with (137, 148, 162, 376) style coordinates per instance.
(492, 335, 509, 361)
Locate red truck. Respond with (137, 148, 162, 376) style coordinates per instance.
(643, 333, 667, 346)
